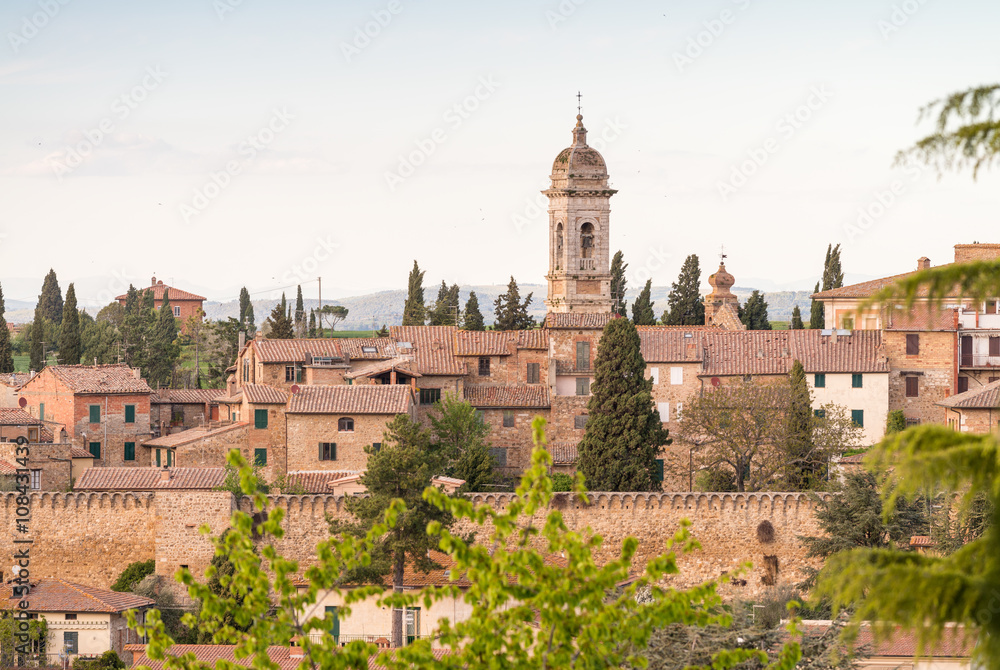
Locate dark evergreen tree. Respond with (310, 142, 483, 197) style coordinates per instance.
(630, 279, 656, 326)
(307, 310, 317, 338)
(610, 250, 628, 317)
(664, 254, 705, 326)
(0, 282, 13, 373)
(29, 307, 46, 371)
(294, 285, 306, 337)
(784, 360, 816, 489)
(430, 394, 495, 493)
(577, 317, 670, 491)
(265, 293, 295, 339)
(809, 281, 824, 329)
(376, 324, 390, 337)
(740, 290, 772, 330)
(146, 289, 180, 388)
(37, 269, 63, 324)
(428, 281, 459, 326)
(463, 291, 485, 331)
(821, 243, 844, 292)
(59, 283, 81, 365)
(402, 260, 426, 326)
(238, 287, 255, 334)
(790, 305, 804, 330)
(493, 277, 536, 331)
(120, 286, 144, 368)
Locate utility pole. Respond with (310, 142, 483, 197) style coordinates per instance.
(318, 276, 323, 337)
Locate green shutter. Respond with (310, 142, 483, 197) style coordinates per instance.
(156, 449, 161, 467)
(814, 374, 825, 388)
(851, 409, 864, 428)
(167, 450, 173, 467)
(325, 606, 339, 642)
(852, 373, 863, 388)
(655, 459, 664, 483)
(125, 405, 136, 423)
(124, 442, 135, 461)
(254, 448, 267, 466)
(814, 409, 826, 419)
(89, 405, 100, 423)
(254, 409, 268, 429)
(39, 403, 44, 422)
(89, 442, 101, 459)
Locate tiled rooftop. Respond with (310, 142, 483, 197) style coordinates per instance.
(116, 282, 206, 302)
(75, 467, 227, 491)
(937, 379, 1000, 409)
(464, 385, 550, 408)
(150, 389, 226, 404)
(700, 330, 889, 376)
(0, 578, 154, 613)
(143, 422, 247, 448)
(287, 385, 412, 415)
(34, 364, 152, 394)
(343, 357, 421, 381)
(389, 326, 465, 375)
(243, 383, 290, 404)
(0, 407, 43, 426)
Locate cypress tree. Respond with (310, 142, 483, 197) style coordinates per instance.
(0, 282, 13, 373)
(630, 279, 656, 326)
(463, 291, 485, 331)
(294, 285, 306, 337)
(448, 284, 460, 325)
(577, 317, 670, 491)
(428, 281, 455, 326)
(266, 294, 295, 339)
(29, 307, 46, 371)
(821, 243, 844, 292)
(238, 287, 255, 334)
(610, 250, 628, 317)
(402, 261, 427, 326)
(37, 269, 63, 324)
(741, 290, 772, 330)
(790, 305, 804, 330)
(147, 289, 181, 388)
(59, 283, 82, 365)
(809, 281, 824, 329)
(784, 360, 815, 489)
(376, 324, 390, 337)
(664, 254, 705, 326)
(493, 277, 535, 331)
(307, 310, 317, 338)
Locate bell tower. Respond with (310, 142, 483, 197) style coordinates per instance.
(544, 112, 616, 314)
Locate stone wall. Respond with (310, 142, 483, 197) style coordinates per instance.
(175, 423, 249, 468)
(286, 413, 386, 472)
(885, 330, 956, 425)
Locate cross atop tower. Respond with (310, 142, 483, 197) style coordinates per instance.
(720, 244, 727, 264)
(576, 91, 582, 115)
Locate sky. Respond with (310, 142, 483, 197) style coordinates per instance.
(0, 0, 998, 309)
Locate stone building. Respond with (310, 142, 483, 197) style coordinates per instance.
(150, 389, 225, 436)
(703, 261, 745, 330)
(115, 276, 206, 322)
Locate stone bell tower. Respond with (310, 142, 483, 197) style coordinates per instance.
(544, 113, 616, 314)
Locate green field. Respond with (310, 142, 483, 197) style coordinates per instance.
(12, 354, 58, 373)
(324, 329, 381, 338)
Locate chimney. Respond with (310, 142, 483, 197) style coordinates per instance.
(289, 637, 304, 659)
(160, 468, 172, 482)
(917, 257, 931, 271)
(132, 367, 141, 380)
(151, 276, 156, 286)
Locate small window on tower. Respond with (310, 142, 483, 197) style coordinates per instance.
(580, 222, 594, 259)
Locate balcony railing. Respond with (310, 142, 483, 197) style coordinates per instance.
(306, 632, 437, 647)
(555, 361, 591, 375)
(579, 258, 596, 271)
(959, 354, 1000, 368)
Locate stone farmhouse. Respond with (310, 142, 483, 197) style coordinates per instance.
(115, 276, 206, 322)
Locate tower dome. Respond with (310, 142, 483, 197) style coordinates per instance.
(708, 262, 736, 296)
(549, 115, 610, 189)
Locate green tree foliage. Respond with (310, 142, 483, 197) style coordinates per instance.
(578, 317, 669, 491)
(202, 318, 240, 388)
(664, 254, 705, 326)
(266, 293, 295, 339)
(59, 283, 82, 365)
(147, 289, 181, 388)
(238, 287, 255, 334)
(72, 649, 126, 670)
(307, 310, 317, 337)
(402, 260, 427, 326)
(784, 360, 817, 490)
(428, 281, 460, 326)
(0, 615, 47, 666)
(319, 305, 349, 332)
(822, 244, 844, 293)
(741, 290, 772, 330)
(493, 276, 536, 331)
(462, 290, 485, 331)
(80, 312, 119, 365)
(790, 305, 804, 330)
(630, 279, 657, 326)
(694, 467, 736, 492)
(376, 324, 390, 337)
(809, 282, 824, 329)
(37, 268, 63, 324)
(112, 559, 156, 592)
(294, 285, 306, 337)
(429, 394, 495, 492)
(610, 250, 628, 317)
(885, 409, 906, 434)
(28, 306, 47, 371)
(0, 282, 13, 373)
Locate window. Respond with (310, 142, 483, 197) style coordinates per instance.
(851, 410, 864, 428)
(125, 404, 136, 424)
(814, 409, 826, 419)
(489, 446, 508, 468)
(654, 459, 664, 484)
(313, 356, 335, 366)
(173, 306, 181, 317)
(326, 606, 340, 643)
(338, 417, 355, 432)
(478, 357, 490, 376)
(991, 337, 1000, 357)
(814, 374, 826, 388)
(905, 418, 921, 427)
(474, 409, 485, 424)
(841, 316, 854, 330)
(254, 448, 267, 466)
(852, 374, 863, 388)
(419, 388, 441, 405)
(650, 368, 659, 385)
(958, 376, 969, 394)
(502, 410, 515, 428)
(89, 405, 101, 423)
(906, 334, 920, 356)
(362, 346, 377, 354)
(167, 449, 173, 467)
(254, 409, 268, 429)
(405, 607, 421, 645)
(64, 613, 77, 620)
(319, 443, 336, 461)
(63, 631, 78, 655)
(905, 376, 919, 397)
(576, 342, 590, 370)
(285, 366, 295, 382)
(124, 442, 135, 461)
(527, 362, 540, 384)
(27, 427, 39, 442)
(30, 470, 40, 491)
(575, 377, 590, 396)
(155, 449, 161, 467)
(39, 402, 44, 422)
(372, 442, 382, 454)
(574, 415, 588, 430)
(670, 367, 683, 385)
(171, 407, 184, 425)
(243, 360, 251, 382)
(89, 442, 101, 459)
(657, 402, 670, 422)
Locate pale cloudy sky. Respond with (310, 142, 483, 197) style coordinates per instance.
(0, 0, 997, 308)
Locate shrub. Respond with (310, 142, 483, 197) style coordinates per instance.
(756, 520, 776, 544)
(886, 409, 906, 434)
(551, 472, 575, 492)
(111, 559, 155, 592)
(694, 467, 736, 492)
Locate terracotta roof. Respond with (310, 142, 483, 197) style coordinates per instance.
(0, 578, 154, 613)
(243, 383, 289, 404)
(150, 389, 226, 404)
(390, 326, 465, 375)
(0, 460, 17, 474)
(283, 470, 359, 494)
(885, 306, 959, 331)
(250, 338, 344, 363)
(70, 448, 94, 459)
(115, 281, 205, 302)
(938, 379, 1000, 409)
(547, 442, 578, 465)
(636, 327, 707, 363)
(287, 385, 412, 415)
(464, 385, 550, 408)
(75, 467, 227, 491)
(143, 422, 247, 448)
(128, 645, 449, 670)
(710, 302, 747, 331)
(517, 329, 549, 349)
(811, 268, 928, 300)
(216, 392, 243, 405)
(544, 312, 614, 329)
(910, 535, 935, 547)
(37, 364, 152, 394)
(343, 357, 421, 380)
(0, 407, 43, 426)
(336, 337, 398, 360)
(453, 330, 515, 356)
(700, 330, 889, 376)
(838, 453, 867, 464)
(0, 372, 31, 388)
(797, 624, 974, 659)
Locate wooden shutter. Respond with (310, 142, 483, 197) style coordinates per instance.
(990, 337, 1000, 357)
(906, 334, 919, 355)
(125, 405, 136, 423)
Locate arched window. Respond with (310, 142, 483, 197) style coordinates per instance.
(338, 417, 354, 432)
(555, 222, 564, 263)
(580, 222, 594, 259)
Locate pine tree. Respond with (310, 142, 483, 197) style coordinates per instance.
(610, 250, 628, 317)
(294, 285, 306, 337)
(790, 305, 804, 330)
(37, 269, 63, 324)
(463, 291, 485, 331)
(430, 394, 495, 493)
(664, 254, 705, 326)
(402, 260, 426, 326)
(809, 281, 824, 329)
(630, 279, 656, 326)
(238, 287, 255, 334)
(0, 282, 14, 373)
(740, 290, 772, 330)
(577, 317, 670, 491)
(147, 289, 181, 388)
(493, 277, 536, 331)
(266, 294, 295, 339)
(376, 324, 390, 337)
(59, 283, 81, 365)
(29, 307, 46, 371)
(783, 360, 815, 489)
